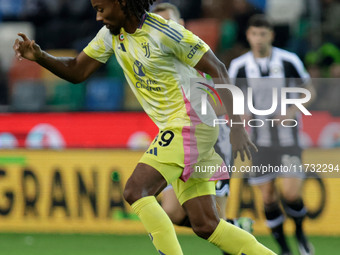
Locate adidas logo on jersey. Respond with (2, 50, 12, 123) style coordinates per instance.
(146, 147, 158, 156)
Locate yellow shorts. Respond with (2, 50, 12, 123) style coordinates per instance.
(139, 123, 228, 205)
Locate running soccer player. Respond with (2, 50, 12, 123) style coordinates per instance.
(228, 14, 315, 255)
(152, 5, 254, 253)
(13, 1, 275, 254)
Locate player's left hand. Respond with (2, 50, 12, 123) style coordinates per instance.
(13, 33, 42, 61)
(230, 127, 257, 161)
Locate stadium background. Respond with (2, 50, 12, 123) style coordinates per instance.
(0, 0, 340, 254)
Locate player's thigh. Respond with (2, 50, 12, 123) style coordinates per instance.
(248, 146, 279, 186)
(256, 180, 278, 205)
(215, 195, 228, 219)
(162, 185, 186, 224)
(280, 177, 303, 202)
(215, 179, 230, 218)
(248, 146, 279, 204)
(279, 146, 304, 179)
(278, 147, 304, 201)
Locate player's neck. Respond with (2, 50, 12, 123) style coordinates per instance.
(253, 46, 272, 59)
(124, 14, 143, 34)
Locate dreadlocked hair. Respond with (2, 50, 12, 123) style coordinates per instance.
(118, 0, 156, 20)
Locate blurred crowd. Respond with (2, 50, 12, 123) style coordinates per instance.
(0, 0, 100, 49)
(0, 0, 339, 115)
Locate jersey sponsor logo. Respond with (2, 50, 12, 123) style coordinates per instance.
(133, 60, 146, 77)
(187, 41, 204, 59)
(142, 42, 150, 58)
(135, 82, 161, 92)
(134, 74, 161, 92)
(133, 60, 162, 92)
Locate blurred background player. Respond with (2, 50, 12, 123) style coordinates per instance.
(13, 0, 275, 254)
(152, 4, 253, 255)
(228, 14, 316, 255)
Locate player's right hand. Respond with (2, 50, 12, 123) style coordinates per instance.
(13, 33, 42, 61)
(230, 126, 258, 162)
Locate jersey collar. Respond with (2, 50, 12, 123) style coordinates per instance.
(138, 13, 147, 29)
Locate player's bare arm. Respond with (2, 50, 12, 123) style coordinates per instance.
(195, 49, 257, 161)
(13, 33, 102, 84)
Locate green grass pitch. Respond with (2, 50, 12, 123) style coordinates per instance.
(0, 233, 339, 254)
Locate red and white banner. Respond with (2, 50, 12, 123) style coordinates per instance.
(302, 112, 340, 148)
(0, 111, 339, 149)
(0, 113, 157, 149)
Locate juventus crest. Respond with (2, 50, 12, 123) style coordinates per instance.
(142, 42, 150, 58)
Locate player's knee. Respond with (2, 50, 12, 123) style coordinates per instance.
(191, 220, 218, 239)
(262, 191, 278, 205)
(282, 192, 301, 204)
(123, 181, 142, 205)
(123, 186, 135, 205)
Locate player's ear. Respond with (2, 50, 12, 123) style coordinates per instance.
(245, 28, 251, 40)
(115, 0, 126, 7)
(270, 30, 275, 43)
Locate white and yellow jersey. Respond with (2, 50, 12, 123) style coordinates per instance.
(84, 12, 216, 129)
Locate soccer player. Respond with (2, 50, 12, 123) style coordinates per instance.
(13, 1, 275, 254)
(228, 14, 316, 255)
(152, 5, 254, 254)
